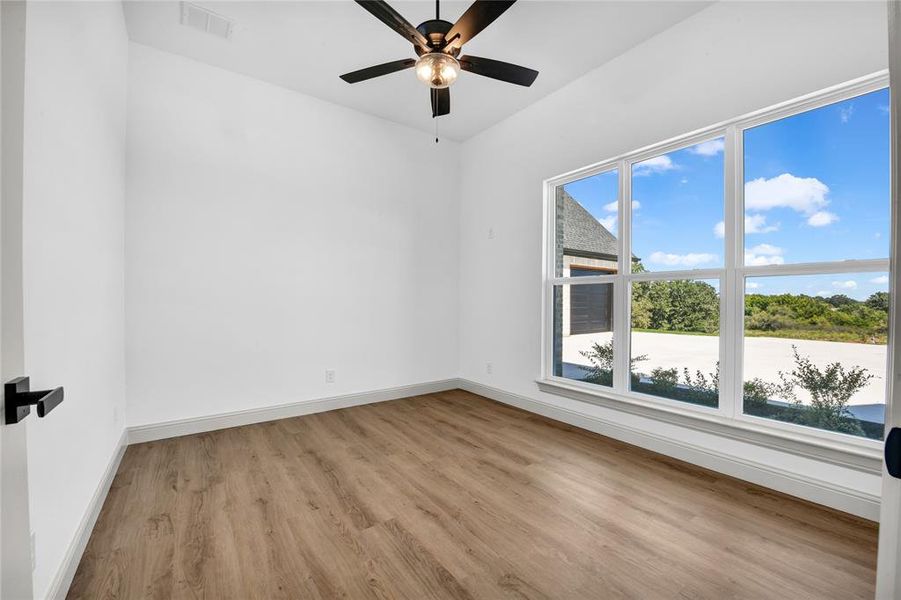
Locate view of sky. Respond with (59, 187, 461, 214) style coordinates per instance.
(562, 87, 890, 299)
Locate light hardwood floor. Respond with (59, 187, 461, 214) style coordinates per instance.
(69, 390, 878, 599)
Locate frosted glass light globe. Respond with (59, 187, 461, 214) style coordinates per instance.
(415, 53, 460, 89)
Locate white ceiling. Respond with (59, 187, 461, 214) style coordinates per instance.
(123, 1, 710, 141)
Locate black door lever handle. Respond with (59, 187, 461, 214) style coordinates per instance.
(4, 377, 64, 425)
(888, 427, 901, 479)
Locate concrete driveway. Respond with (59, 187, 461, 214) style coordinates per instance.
(563, 331, 888, 407)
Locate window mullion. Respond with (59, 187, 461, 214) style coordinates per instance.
(730, 125, 747, 421)
(614, 160, 631, 393)
(718, 125, 740, 419)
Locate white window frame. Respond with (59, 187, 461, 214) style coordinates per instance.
(540, 71, 891, 472)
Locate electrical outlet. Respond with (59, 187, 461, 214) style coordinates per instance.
(486, 362, 493, 375)
(325, 369, 336, 384)
(488, 227, 495, 239)
(30, 532, 36, 572)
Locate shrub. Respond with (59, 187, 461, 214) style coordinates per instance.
(579, 340, 647, 387)
(742, 378, 776, 410)
(649, 367, 679, 391)
(683, 364, 719, 395)
(777, 346, 871, 436)
(582, 341, 876, 438)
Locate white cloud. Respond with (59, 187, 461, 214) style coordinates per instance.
(690, 139, 725, 156)
(744, 244, 784, 266)
(602, 200, 639, 213)
(746, 282, 761, 290)
(633, 155, 676, 176)
(748, 243, 783, 256)
(744, 213, 780, 234)
(680, 178, 689, 185)
(870, 275, 889, 284)
(713, 215, 780, 239)
(806, 211, 838, 227)
(648, 251, 718, 267)
(879, 104, 890, 115)
(832, 280, 858, 290)
(816, 290, 831, 297)
(598, 215, 617, 234)
(840, 104, 854, 123)
(744, 253, 785, 266)
(744, 173, 830, 215)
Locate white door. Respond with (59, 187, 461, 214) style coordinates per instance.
(1, 2, 35, 597)
(876, 2, 901, 598)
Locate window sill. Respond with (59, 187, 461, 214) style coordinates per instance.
(536, 378, 883, 475)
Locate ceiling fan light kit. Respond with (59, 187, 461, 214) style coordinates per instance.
(340, 0, 538, 119)
(415, 53, 460, 89)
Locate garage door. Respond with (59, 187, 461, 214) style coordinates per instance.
(570, 268, 612, 334)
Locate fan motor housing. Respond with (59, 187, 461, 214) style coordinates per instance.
(415, 19, 459, 56)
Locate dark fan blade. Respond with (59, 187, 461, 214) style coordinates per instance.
(443, 0, 516, 50)
(430, 88, 450, 117)
(459, 55, 538, 87)
(340, 59, 416, 83)
(355, 1, 430, 50)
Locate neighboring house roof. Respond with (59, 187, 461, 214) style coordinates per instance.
(561, 190, 619, 261)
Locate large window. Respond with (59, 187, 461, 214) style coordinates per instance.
(544, 77, 891, 446)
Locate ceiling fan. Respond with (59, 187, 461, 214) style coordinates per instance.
(339, 0, 538, 118)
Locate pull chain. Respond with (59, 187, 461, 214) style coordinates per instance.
(435, 117, 439, 144)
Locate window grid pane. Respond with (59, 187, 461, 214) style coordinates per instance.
(629, 279, 721, 408)
(552, 283, 616, 388)
(742, 272, 889, 440)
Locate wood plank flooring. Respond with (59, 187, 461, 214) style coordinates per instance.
(69, 390, 878, 599)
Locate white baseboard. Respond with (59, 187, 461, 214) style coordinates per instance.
(127, 379, 461, 444)
(47, 427, 128, 600)
(126, 377, 881, 520)
(458, 379, 881, 522)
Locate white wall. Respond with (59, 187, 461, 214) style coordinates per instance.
(125, 44, 460, 427)
(458, 1, 888, 515)
(20, 2, 128, 598)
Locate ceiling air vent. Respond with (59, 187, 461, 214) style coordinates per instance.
(180, 2, 233, 40)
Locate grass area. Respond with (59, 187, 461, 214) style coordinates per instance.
(743, 329, 887, 345)
(634, 328, 887, 345)
(632, 328, 715, 337)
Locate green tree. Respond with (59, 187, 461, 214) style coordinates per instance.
(744, 292, 887, 343)
(823, 294, 855, 308)
(865, 291, 890, 313)
(631, 279, 719, 333)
